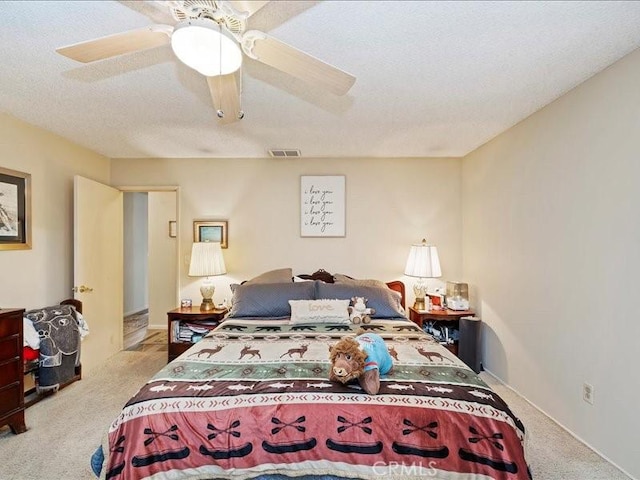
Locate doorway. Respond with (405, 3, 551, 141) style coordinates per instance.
(123, 192, 149, 348)
(122, 189, 179, 349)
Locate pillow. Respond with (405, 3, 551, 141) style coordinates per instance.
(245, 268, 293, 284)
(289, 299, 351, 324)
(315, 282, 404, 318)
(333, 273, 389, 289)
(228, 281, 315, 318)
(23, 317, 41, 349)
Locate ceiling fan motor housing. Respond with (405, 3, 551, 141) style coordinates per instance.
(169, 0, 248, 39)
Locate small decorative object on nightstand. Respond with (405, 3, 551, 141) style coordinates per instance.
(167, 306, 228, 362)
(445, 281, 470, 311)
(408, 306, 482, 373)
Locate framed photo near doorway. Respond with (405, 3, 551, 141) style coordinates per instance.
(0, 166, 31, 250)
(193, 220, 228, 248)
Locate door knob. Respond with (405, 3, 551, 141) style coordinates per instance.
(72, 285, 94, 293)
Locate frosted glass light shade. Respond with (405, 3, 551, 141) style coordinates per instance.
(171, 19, 242, 76)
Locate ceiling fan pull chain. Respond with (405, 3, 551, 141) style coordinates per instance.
(238, 64, 244, 120)
(216, 21, 225, 119)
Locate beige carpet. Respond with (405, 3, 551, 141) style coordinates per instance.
(125, 329, 167, 353)
(0, 352, 632, 479)
(0, 350, 166, 480)
(482, 372, 631, 480)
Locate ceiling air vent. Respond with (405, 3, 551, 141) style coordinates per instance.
(269, 149, 301, 158)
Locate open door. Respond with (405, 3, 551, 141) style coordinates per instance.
(74, 176, 123, 374)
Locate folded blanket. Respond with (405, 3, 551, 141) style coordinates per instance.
(24, 304, 82, 393)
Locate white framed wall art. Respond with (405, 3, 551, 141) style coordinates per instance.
(300, 175, 345, 237)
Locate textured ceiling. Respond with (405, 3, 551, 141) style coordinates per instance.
(2, 0, 640, 159)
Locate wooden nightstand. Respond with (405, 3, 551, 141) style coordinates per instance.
(408, 306, 475, 328)
(408, 306, 482, 373)
(167, 306, 227, 362)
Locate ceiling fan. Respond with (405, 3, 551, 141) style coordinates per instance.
(56, 0, 356, 123)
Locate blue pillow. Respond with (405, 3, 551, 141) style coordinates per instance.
(315, 282, 404, 318)
(228, 281, 315, 318)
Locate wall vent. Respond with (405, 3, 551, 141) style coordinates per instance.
(269, 149, 301, 158)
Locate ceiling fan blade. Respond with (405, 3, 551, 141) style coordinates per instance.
(226, 1, 270, 17)
(206, 73, 242, 124)
(56, 25, 173, 63)
(242, 31, 355, 96)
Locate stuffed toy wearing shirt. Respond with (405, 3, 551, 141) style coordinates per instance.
(329, 332, 393, 395)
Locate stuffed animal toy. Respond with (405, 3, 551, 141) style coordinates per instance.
(348, 296, 375, 324)
(329, 332, 392, 395)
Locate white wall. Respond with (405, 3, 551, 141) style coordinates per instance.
(0, 113, 110, 309)
(462, 48, 640, 478)
(123, 192, 148, 316)
(111, 157, 463, 307)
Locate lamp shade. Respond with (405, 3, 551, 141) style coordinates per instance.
(188, 242, 226, 277)
(404, 239, 442, 278)
(171, 19, 242, 76)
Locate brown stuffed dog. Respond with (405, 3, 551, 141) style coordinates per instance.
(329, 332, 393, 395)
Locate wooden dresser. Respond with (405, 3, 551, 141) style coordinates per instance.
(0, 308, 27, 434)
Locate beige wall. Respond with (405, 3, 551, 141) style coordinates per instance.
(462, 48, 640, 477)
(147, 191, 178, 328)
(0, 113, 110, 309)
(111, 157, 463, 307)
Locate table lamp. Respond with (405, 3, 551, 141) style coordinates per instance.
(404, 239, 442, 310)
(188, 242, 226, 312)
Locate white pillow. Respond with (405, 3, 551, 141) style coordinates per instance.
(289, 299, 351, 324)
(23, 317, 40, 349)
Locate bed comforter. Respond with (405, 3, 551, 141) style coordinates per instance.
(99, 319, 530, 480)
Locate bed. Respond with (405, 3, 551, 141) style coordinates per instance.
(94, 270, 530, 480)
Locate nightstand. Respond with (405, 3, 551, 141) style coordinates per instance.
(167, 306, 227, 362)
(408, 306, 482, 373)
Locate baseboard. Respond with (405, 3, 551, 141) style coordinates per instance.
(124, 307, 149, 318)
(147, 324, 167, 330)
(483, 369, 636, 480)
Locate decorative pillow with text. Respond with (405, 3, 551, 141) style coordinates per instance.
(289, 299, 351, 324)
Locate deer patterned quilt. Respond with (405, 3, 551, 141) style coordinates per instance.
(99, 319, 530, 480)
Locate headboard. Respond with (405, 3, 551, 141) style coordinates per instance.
(297, 269, 406, 309)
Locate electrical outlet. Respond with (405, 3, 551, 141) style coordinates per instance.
(583, 383, 594, 405)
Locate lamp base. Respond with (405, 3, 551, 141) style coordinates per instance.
(413, 297, 427, 311)
(199, 281, 215, 312)
(200, 299, 215, 312)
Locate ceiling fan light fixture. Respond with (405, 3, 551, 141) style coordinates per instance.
(171, 19, 242, 76)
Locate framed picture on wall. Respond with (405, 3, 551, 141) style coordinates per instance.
(194, 220, 228, 248)
(0, 166, 31, 250)
(300, 175, 346, 237)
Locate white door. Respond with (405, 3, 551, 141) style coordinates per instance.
(74, 175, 123, 374)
